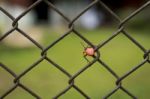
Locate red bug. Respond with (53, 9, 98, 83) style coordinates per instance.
(81, 43, 95, 62)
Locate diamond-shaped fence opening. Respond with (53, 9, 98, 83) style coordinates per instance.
(99, 33, 144, 75)
(0, 0, 150, 99)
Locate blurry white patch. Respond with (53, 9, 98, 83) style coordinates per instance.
(49, 1, 103, 30)
(80, 9, 103, 30)
(0, 2, 35, 31)
(0, 2, 43, 48)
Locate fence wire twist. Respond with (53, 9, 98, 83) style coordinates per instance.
(0, 0, 150, 99)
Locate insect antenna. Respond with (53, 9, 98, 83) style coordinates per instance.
(80, 42, 86, 48)
(83, 55, 90, 63)
(81, 42, 90, 63)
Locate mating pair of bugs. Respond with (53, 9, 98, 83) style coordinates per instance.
(81, 43, 96, 62)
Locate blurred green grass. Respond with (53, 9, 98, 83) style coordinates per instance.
(0, 28, 150, 99)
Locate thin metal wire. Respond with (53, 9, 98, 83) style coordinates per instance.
(0, 0, 149, 99)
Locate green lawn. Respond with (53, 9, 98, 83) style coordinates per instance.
(0, 28, 150, 99)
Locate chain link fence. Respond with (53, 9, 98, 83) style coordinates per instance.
(0, 0, 150, 99)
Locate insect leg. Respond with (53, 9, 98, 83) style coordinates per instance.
(83, 55, 90, 63)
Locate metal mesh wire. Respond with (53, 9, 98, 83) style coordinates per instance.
(0, 0, 150, 99)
